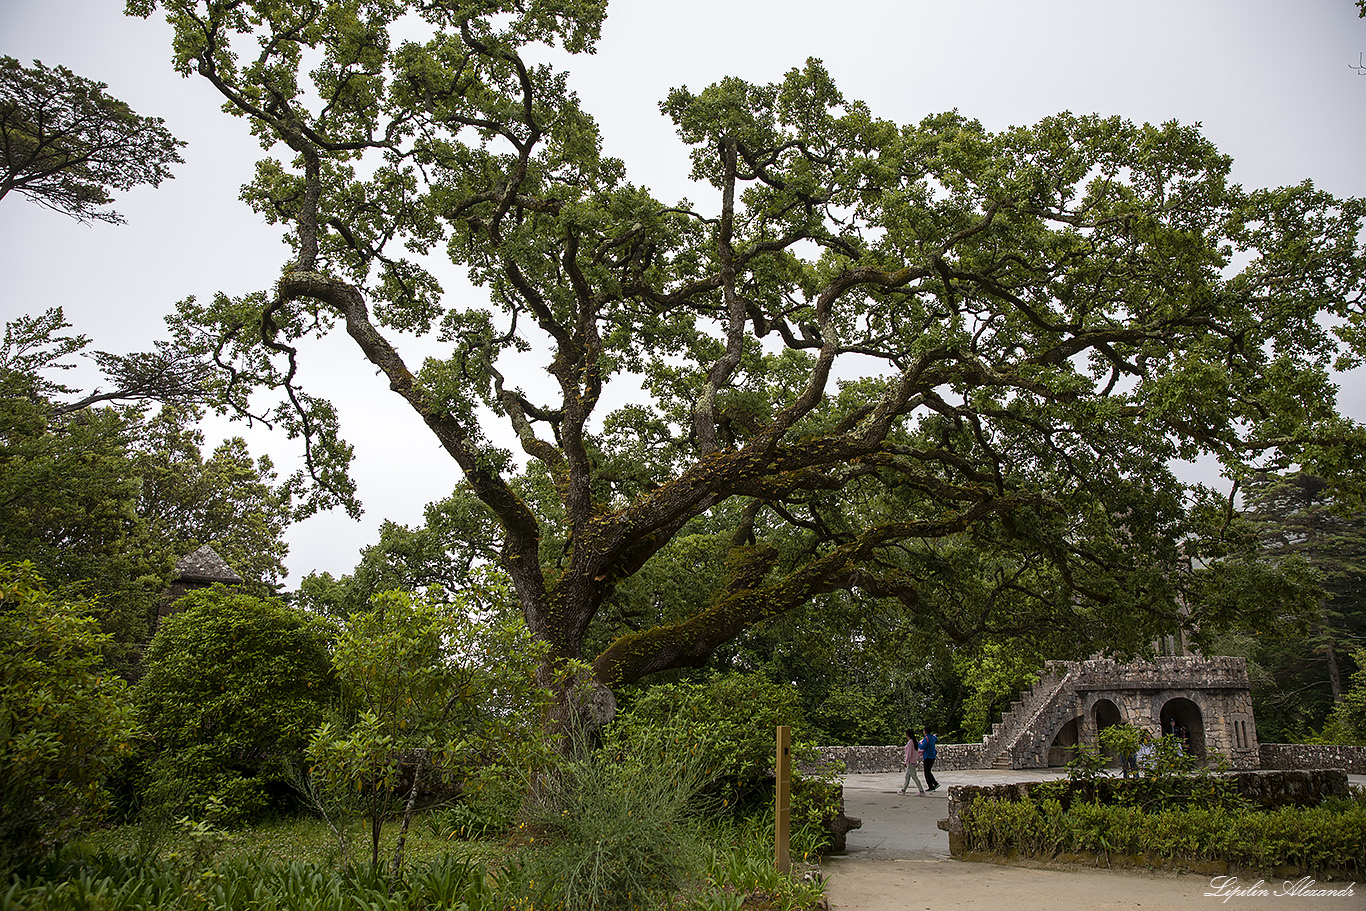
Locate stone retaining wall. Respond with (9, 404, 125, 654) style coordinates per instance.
(809, 745, 900, 773)
(812, 742, 983, 773)
(1260, 743, 1366, 774)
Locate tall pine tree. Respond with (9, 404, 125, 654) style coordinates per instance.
(1239, 472, 1366, 738)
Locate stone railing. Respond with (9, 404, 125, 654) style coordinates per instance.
(1260, 743, 1366, 775)
(1068, 655, 1251, 691)
(1009, 684, 1082, 769)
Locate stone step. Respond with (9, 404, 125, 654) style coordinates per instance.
(979, 673, 1075, 768)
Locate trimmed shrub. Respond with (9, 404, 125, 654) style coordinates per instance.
(959, 791, 1366, 875)
(135, 588, 337, 824)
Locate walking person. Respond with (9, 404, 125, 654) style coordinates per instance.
(1136, 730, 1157, 774)
(899, 728, 925, 796)
(1120, 745, 1137, 779)
(920, 725, 939, 791)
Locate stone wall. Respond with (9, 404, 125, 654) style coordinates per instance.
(1260, 743, 1366, 775)
(1069, 655, 1252, 690)
(809, 745, 900, 773)
(818, 742, 1366, 775)
(812, 742, 983, 773)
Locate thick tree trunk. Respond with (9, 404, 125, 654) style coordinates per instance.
(1326, 641, 1343, 703)
(539, 660, 617, 743)
(1317, 600, 1343, 703)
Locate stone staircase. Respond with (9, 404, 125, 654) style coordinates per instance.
(978, 663, 1077, 770)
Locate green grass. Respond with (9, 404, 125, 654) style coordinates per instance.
(76, 813, 501, 869)
(44, 809, 825, 911)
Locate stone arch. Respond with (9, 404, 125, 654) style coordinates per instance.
(1159, 696, 1206, 757)
(1048, 716, 1081, 767)
(1093, 698, 1122, 730)
(1092, 697, 1123, 763)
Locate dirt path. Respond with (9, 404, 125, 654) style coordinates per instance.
(822, 771, 1361, 911)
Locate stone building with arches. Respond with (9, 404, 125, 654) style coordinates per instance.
(978, 656, 1260, 770)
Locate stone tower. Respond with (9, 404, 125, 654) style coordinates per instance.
(156, 544, 243, 629)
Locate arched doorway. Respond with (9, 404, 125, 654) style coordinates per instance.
(1048, 716, 1080, 767)
(1093, 698, 1123, 766)
(1093, 698, 1122, 730)
(1159, 697, 1206, 757)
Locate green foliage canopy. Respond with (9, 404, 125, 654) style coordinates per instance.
(1326, 648, 1366, 743)
(134, 1, 1366, 700)
(0, 326, 161, 667)
(605, 672, 810, 806)
(1, 309, 294, 671)
(0, 55, 183, 223)
(134, 404, 292, 592)
(1227, 472, 1366, 740)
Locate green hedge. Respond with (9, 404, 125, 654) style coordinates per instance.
(959, 795, 1366, 875)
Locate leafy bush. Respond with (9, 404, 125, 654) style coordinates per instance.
(1033, 735, 1245, 813)
(1098, 722, 1142, 768)
(135, 588, 338, 825)
(306, 583, 549, 872)
(0, 562, 138, 869)
(426, 768, 524, 840)
(1321, 648, 1366, 744)
(512, 729, 708, 911)
(606, 673, 810, 806)
(605, 672, 843, 854)
(789, 774, 844, 859)
(693, 814, 826, 911)
(954, 642, 1044, 741)
(805, 686, 902, 746)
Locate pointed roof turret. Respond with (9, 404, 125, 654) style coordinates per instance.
(173, 544, 243, 585)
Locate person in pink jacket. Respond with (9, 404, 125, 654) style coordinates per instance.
(899, 728, 926, 796)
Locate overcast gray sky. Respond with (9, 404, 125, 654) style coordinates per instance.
(3, 0, 1364, 586)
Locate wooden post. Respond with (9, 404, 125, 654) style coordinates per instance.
(775, 724, 791, 873)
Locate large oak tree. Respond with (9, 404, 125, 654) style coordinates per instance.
(133, 0, 1366, 719)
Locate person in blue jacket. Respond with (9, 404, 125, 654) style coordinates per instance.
(920, 726, 939, 791)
